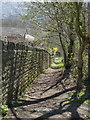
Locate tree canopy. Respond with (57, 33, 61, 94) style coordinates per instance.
(21, 2, 90, 92)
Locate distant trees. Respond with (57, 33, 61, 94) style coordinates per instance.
(2, 17, 25, 28)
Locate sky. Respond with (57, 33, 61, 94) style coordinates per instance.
(0, 0, 89, 19)
(1, 0, 45, 2)
(0, 2, 28, 19)
(1, 0, 89, 2)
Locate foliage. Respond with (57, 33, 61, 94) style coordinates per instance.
(53, 48, 58, 53)
(67, 91, 90, 103)
(22, 2, 90, 92)
(1, 105, 9, 116)
(48, 48, 58, 56)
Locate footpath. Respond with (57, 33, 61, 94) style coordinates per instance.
(4, 69, 89, 120)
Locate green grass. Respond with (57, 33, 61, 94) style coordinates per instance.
(87, 115, 90, 119)
(76, 92, 85, 97)
(48, 67, 52, 70)
(62, 101, 70, 106)
(66, 92, 90, 103)
(84, 99, 90, 103)
(51, 57, 64, 69)
(59, 67, 65, 71)
(58, 63, 64, 67)
(54, 57, 63, 63)
(51, 63, 56, 67)
(1, 105, 9, 116)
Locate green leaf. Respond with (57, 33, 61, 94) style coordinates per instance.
(1, 105, 9, 116)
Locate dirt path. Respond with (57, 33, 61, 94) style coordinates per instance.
(5, 69, 89, 120)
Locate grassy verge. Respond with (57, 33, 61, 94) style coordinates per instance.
(51, 57, 64, 70)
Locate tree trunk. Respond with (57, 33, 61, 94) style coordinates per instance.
(67, 18, 74, 71)
(86, 2, 90, 93)
(58, 32, 67, 70)
(77, 39, 84, 92)
(67, 34, 74, 71)
(88, 41, 90, 82)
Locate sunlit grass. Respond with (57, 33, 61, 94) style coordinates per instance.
(84, 99, 90, 103)
(48, 67, 51, 70)
(51, 57, 64, 69)
(58, 62, 64, 67)
(59, 67, 65, 71)
(76, 92, 85, 97)
(51, 63, 56, 67)
(66, 91, 90, 103)
(54, 57, 63, 63)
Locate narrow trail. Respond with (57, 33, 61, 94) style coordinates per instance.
(5, 69, 88, 120)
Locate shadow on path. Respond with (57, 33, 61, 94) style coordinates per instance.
(12, 86, 76, 108)
(7, 69, 89, 120)
(41, 69, 70, 94)
(34, 90, 89, 120)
